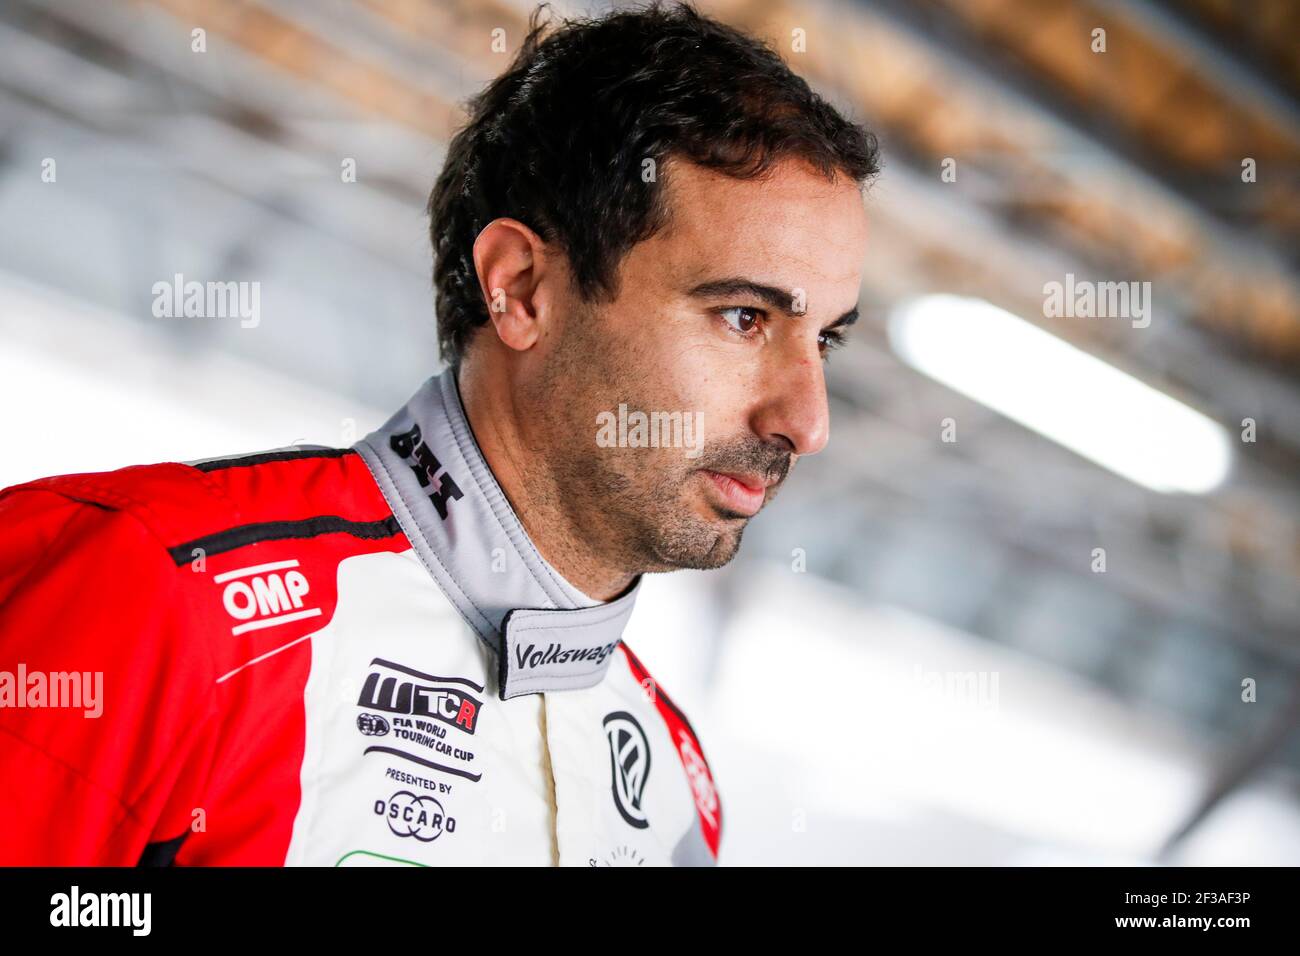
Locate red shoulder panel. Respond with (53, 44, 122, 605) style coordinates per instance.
(4, 462, 240, 555)
(0, 447, 410, 864)
(1, 447, 395, 554)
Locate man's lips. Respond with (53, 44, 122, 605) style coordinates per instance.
(700, 469, 770, 517)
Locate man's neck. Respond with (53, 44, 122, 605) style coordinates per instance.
(455, 361, 634, 603)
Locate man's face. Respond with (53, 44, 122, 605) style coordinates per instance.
(525, 156, 869, 574)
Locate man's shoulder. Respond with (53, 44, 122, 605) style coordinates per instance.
(0, 445, 403, 575)
(0, 445, 415, 693)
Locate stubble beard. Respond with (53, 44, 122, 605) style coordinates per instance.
(523, 313, 747, 575)
(529, 393, 747, 575)
(574, 449, 748, 572)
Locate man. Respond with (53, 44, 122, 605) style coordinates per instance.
(0, 3, 877, 866)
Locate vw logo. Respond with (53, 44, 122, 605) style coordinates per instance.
(604, 711, 651, 829)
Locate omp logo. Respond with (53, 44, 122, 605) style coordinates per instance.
(215, 560, 321, 636)
(604, 711, 651, 829)
(677, 729, 719, 829)
(376, 790, 455, 842)
(357, 659, 482, 734)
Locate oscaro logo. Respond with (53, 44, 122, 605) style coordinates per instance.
(214, 560, 321, 635)
(376, 790, 455, 842)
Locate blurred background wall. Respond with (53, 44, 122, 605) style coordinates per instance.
(0, 0, 1297, 865)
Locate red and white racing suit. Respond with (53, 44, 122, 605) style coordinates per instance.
(0, 370, 721, 866)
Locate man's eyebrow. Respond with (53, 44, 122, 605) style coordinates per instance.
(826, 308, 859, 330)
(687, 277, 859, 328)
(687, 278, 795, 312)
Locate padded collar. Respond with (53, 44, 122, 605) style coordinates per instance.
(355, 370, 641, 699)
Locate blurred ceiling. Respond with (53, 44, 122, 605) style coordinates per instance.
(0, 0, 1296, 799)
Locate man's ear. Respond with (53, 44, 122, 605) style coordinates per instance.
(472, 218, 550, 353)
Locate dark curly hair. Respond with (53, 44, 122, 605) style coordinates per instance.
(429, 1, 881, 368)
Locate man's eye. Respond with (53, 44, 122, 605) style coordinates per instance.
(818, 328, 847, 358)
(719, 306, 761, 334)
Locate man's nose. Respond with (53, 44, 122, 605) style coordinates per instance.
(751, 352, 831, 457)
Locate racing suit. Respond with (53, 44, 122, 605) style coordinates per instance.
(0, 370, 721, 866)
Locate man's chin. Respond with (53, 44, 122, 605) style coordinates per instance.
(639, 501, 748, 571)
(654, 535, 743, 571)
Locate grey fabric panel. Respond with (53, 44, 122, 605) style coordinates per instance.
(499, 587, 640, 699)
(671, 820, 718, 867)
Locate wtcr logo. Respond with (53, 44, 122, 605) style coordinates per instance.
(357, 659, 482, 734)
(215, 559, 321, 635)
